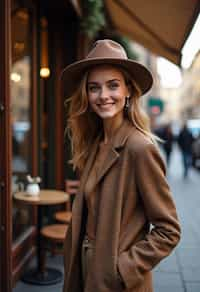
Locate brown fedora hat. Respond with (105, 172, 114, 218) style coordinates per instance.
(61, 39, 153, 97)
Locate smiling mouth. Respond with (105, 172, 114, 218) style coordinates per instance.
(97, 103, 115, 108)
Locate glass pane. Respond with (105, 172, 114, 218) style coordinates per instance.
(11, 3, 33, 242)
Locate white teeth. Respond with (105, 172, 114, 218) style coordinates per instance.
(98, 103, 114, 106)
(99, 103, 114, 108)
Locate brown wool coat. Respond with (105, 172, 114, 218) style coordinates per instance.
(63, 120, 181, 292)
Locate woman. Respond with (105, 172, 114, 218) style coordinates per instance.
(61, 39, 181, 292)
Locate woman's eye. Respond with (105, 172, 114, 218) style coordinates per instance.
(109, 83, 119, 89)
(88, 86, 99, 92)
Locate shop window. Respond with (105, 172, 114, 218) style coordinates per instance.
(11, 4, 33, 242)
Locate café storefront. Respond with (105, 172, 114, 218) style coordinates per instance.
(0, 0, 199, 291)
(0, 0, 82, 290)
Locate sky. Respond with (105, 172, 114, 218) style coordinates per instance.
(157, 13, 200, 88)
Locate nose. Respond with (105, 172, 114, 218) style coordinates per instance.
(98, 85, 109, 101)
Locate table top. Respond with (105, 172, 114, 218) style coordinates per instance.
(14, 189, 69, 206)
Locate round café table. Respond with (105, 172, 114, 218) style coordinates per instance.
(14, 189, 69, 285)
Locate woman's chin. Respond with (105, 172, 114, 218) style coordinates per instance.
(98, 113, 116, 120)
(95, 110, 118, 119)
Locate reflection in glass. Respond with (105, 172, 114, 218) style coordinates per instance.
(11, 56, 31, 174)
(11, 4, 33, 242)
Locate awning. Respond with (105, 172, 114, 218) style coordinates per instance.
(105, 0, 200, 65)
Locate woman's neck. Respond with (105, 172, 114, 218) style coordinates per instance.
(102, 116, 124, 144)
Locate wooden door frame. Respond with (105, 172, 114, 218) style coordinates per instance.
(0, 0, 12, 291)
(11, 0, 38, 284)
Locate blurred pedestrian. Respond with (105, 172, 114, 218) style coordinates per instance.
(177, 123, 194, 178)
(162, 123, 174, 166)
(192, 133, 200, 169)
(61, 39, 181, 292)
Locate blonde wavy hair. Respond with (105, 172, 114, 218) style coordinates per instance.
(65, 66, 155, 173)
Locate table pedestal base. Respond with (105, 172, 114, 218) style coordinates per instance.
(22, 267, 63, 285)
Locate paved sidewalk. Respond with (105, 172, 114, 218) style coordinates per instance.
(14, 146, 200, 292)
(154, 145, 200, 292)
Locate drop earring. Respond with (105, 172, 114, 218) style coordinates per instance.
(125, 96, 130, 109)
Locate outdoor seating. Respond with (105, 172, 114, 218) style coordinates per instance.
(39, 180, 79, 270)
(54, 179, 80, 224)
(41, 224, 68, 256)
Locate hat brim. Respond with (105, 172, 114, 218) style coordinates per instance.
(61, 58, 153, 97)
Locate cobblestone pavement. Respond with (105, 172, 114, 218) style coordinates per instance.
(14, 146, 200, 292)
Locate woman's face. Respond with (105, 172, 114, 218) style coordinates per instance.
(87, 65, 130, 120)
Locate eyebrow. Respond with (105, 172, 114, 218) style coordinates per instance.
(87, 78, 121, 85)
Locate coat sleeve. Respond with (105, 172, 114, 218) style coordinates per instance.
(117, 142, 181, 290)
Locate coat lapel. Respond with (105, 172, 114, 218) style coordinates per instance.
(94, 148, 119, 187)
(92, 120, 135, 189)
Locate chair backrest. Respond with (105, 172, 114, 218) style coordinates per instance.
(65, 179, 80, 211)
